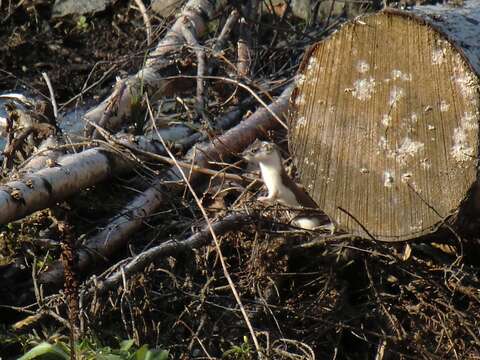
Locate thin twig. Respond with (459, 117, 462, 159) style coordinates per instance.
(147, 97, 263, 358)
(181, 23, 207, 120)
(132, 0, 152, 46)
(96, 213, 250, 292)
(59, 65, 116, 110)
(41, 72, 58, 119)
(213, 9, 240, 54)
(174, 75, 290, 129)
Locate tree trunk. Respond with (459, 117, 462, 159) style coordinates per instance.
(289, 1, 480, 241)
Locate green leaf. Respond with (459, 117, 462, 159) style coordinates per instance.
(95, 354, 123, 360)
(120, 339, 135, 352)
(135, 345, 149, 360)
(135, 346, 168, 360)
(146, 350, 168, 360)
(18, 342, 69, 360)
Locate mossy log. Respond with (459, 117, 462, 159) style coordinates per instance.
(289, 1, 480, 241)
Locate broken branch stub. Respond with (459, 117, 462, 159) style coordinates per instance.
(289, 2, 480, 241)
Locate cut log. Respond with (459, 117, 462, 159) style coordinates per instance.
(289, 1, 480, 241)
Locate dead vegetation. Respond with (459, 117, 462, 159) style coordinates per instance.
(1, 0, 480, 359)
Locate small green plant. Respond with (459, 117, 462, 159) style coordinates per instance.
(76, 16, 89, 32)
(223, 336, 253, 360)
(18, 338, 169, 360)
(130, 51, 149, 134)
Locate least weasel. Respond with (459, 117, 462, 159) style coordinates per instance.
(244, 141, 334, 232)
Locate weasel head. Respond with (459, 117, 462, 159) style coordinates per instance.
(244, 141, 282, 169)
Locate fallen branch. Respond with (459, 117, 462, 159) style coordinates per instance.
(132, 0, 152, 46)
(0, 119, 217, 225)
(0, 148, 129, 225)
(85, 0, 228, 137)
(95, 213, 252, 293)
(213, 9, 240, 55)
(151, 100, 262, 356)
(39, 84, 293, 285)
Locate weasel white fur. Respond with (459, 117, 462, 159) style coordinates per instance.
(245, 141, 334, 232)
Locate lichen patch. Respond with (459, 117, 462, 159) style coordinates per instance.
(401, 172, 413, 183)
(439, 100, 450, 112)
(297, 116, 306, 127)
(381, 114, 392, 127)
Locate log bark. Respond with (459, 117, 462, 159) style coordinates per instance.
(39, 84, 293, 285)
(0, 148, 128, 225)
(289, 1, 480, 241)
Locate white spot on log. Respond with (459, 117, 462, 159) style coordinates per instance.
(410, 220, 423, 232)
(428, 125, 435, 130)
(409, 181, 420, 193)
(461, 111, 478, 130)
(378, 136, 388, 151)
(307, 57, 319, 73)
(431, 48, 445, 65)
(352, 77, 376, 101)
(420, 158, 431, 169)
(384, 171, 394, 188)
(356, 60, 370, 73)
(440, 100, 450, 112)
(452, 59, 477, 100)
(297, 74, 306, 87)
(295, 94, 306, 106)
(410, 113, 418, 123)
(450, 113, 478, 163)
(297, 116, 306, 127)
(401, 172, 412, 183)
(389, 86, 405, 107)
(391, 69, 412, 81)
(381, 114, 392, 127)
(395, 137, 424, 165)
(360, 168, 369, 174)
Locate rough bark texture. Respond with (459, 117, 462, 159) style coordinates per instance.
(289, 2, 480, 241)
